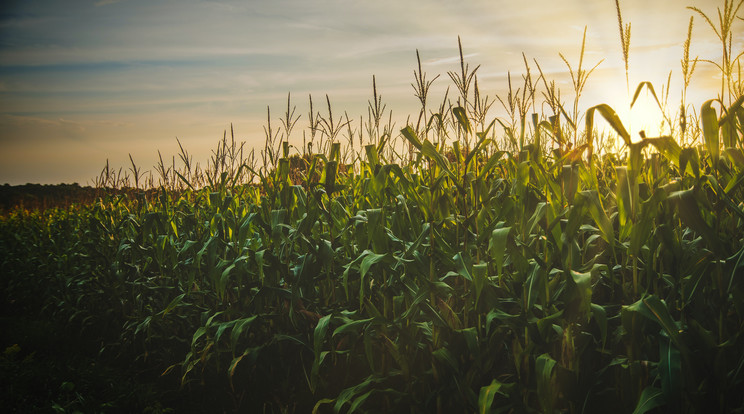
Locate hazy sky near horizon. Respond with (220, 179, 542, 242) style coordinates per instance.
(0, 0, 735, 185)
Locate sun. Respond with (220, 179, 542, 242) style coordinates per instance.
(627, 91, 667, 140)
(600, 86, 668, 145)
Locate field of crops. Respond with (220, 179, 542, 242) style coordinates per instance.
(2, 2, 744, 413)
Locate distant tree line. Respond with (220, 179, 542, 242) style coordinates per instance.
(0, 184, 99, 212)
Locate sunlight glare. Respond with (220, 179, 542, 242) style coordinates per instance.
(601, 87, 667, 144)
(628, 91, 667, 140)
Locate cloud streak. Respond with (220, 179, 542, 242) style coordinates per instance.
(0, 0, 730, 184)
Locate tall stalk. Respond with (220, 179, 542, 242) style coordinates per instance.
(688, 0, 744, 105)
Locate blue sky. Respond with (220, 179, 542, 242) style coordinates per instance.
(0, 0, 733, 185)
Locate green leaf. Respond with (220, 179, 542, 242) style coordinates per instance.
(329, 141, 341, 162)
(433, 347, 459, 372)
(354, 249, 390, 310)
(718, 94, 744, 127)
(311, 314, 332, 391)
(628, 141, 646, 173)
(525, 202, 546, 236)
(536, 353, 557, 414)
(360, 251, 388, 280)
(720, 95, 744, 147)
(453, 106, 472, 135)
(313, 314, 331, 357)
(459, 327, 480, 361)
(219, 263, 236, 299)
(524, 261, 544, 310)
(134, 316, 152, 337)
(382, 333, 409, 377)
(230, 316, 257, 354)
(333, 318, 374, 337)
(515, 161, 530, 197)
(348, 389, 375, 414)
(215, 319, 236, 345)
(363, 327, 375, 371)
(476, 151, 506, 181)
(630, 81, 663, 112)
(701, 99, 719, 165)
(324, 160, 338, 193)
(632, 386, 665, 414)
(641, 295, 686, 353)
(276, 158, 290, 183)
(659, 338, 682, 412)
(724, 147, 744, 168)
(191, 326, 207, 348)
(365, 208, 388, 253)
(728, 246, 744, 293)
(485, 309, 520, 337)
(645, 135, 681, 166)
(569, 269, 592, 321)
(421, 139, 457, 181)
(453, 251, 473, 281)
(536, 310, 564, 342)
(630, 187, 667, 258)
(237, 212, 257, 245)
(591, 303, 607, 350)
(312, 398, 335, 414)
(579, 190, 614, 246)
(623, 295, 689, 356)
(478, 380, 502, 414)
(255, 249, 266, 283)
(465, 123, 494, 169)
(161, 293, 185, 317)
(228, 351, 249, 385)
(364, 144, 380, 169)
(586, 103, 631, 146)
(400, 126, 423, 151)
(615, 166, 634, 231)
(679, 147, 700, 178)
(562, 164, 579, 204)
(334, 376, 378, 412)
(668, 188, 722, 253)
(472, 263, 488, 305)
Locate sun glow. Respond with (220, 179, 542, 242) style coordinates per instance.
(601, 86, 668, 145)
(626, 90, 668, 139)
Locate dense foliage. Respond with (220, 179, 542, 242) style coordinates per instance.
(3, 95, 744, 412)
(2, 2, 744, 412)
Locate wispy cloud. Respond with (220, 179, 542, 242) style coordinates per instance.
(0, 114, 89, 143)
(94, 0, 124, 7)
(425, 53, 480, 66)
(0, 0, 728, 184)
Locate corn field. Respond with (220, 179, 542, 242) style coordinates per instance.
(2, 1, 744, 412)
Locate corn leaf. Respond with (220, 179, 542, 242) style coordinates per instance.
(536, 353, 557, 414)
(488, 227, 511, 278)
(478, 380, 502, 414)
(659, 337, 682, 413)
(701, 99, 719, 165)
(586, 104, 631, 146)
(453, 106, 472, 135)
(632, 386, 665, 414)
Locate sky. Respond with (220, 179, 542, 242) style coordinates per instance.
(0, 0, 736, 185)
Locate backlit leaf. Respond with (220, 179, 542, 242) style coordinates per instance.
(632, 386, 665, 414)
